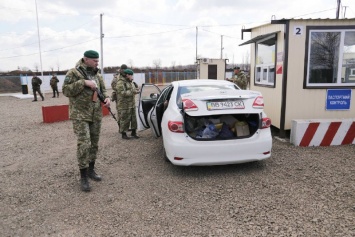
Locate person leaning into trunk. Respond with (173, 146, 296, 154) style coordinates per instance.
(62, 50, 111, 192)
(116, 68, 140, 139)
(227, 67, 248, 90)
(50, 74, 60, 98)
(31, 73, 44, 102)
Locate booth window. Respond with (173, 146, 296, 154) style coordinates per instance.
(255, 35, 276, 87)
(305, 28, 355, 88)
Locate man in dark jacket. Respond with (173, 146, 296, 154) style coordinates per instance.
(62, 50, 111, 192)
(31, 74, 44, 102)
(50, 74, 60, 98)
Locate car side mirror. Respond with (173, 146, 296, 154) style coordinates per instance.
(150, 93, 159, 99)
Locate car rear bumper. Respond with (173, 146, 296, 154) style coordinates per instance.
(163, 129, 272, 166)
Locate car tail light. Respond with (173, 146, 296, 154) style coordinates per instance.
(261, 118, 271, 128)
(168, 121, 184, 133)
(253, 96, 264, 108)
(182, 98, 198, 111)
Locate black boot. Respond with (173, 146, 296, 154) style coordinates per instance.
(131, 129, 139, 139)
(88, 161, 102, 181)
(80, 168, 91, 192)
(57, 92, 59, 97)
(122, 132, 130, 140)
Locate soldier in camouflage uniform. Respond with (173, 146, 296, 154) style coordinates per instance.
(50, 74, 60, 98)
(228, 67, 248, 90)
(111, 64, 128, 103)
(62, 50, 111, 192)
(31, 73, 44, 102)
(116, 69, 140, 139)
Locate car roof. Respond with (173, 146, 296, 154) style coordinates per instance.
(172, 79, 235, 87)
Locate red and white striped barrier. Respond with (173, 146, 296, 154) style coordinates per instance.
(291, 119, 355, 147)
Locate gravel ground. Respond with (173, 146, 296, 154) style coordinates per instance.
(0, 92, 354, 237)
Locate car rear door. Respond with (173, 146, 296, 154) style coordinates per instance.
(137, 83, 161, 131)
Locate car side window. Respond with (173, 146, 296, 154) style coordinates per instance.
(157, 86, 171, 104)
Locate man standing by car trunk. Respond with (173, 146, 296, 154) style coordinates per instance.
(227, 67, 248, 90)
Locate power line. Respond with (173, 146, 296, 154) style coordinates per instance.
(105, 14, 190, 27)
(201, 29, 240, 39)
(0, 38, 99, 59)
(106, 27, 194, 39)
(0, 19, 96, 52)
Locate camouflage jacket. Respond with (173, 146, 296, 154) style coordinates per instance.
(50, 76, 59, 87)
(62, 59, 109, 122)
(110, 73, 119, 102)
(232, 71, 247, 90)
(116, 75, 136, 110)
(31, 76, 42, 88)
(111, 73, 120, 91)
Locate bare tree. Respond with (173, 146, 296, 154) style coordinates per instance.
(152, 59, 161, 69)
(171, 61, 176, 70)
(49, 66, 54, 72)
(244, 50, 250, 72)
(309, 32, 340, 83)
(56, 60, 60, 72)
(34, 63, 39, 72)
(310, 32, 339, 69)
(152, 59, 162, 82)
(127, 59, 134, 69)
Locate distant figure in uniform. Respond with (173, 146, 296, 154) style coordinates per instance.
(116, 69, 140, 139)
(111, 64, 128, 103)
(62, 50, 111, 192)
(31, 73, 44, 102)
(50, 74, 60, 98)
(227, 67, 248, 90)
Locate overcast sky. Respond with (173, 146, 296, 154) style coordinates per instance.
(0, 0, 354, 72)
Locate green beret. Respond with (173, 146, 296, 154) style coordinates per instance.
(124, 69, 134, 75)
(84, 50, 99, 59)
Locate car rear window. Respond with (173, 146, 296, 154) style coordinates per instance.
(176, 84, 237, 108)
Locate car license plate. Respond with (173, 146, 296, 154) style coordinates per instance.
(207, 100, 245, 110)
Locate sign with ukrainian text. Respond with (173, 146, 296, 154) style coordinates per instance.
(326, 89, 351, 110)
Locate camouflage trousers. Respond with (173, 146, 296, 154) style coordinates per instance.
(72, 119, 102, 169)
(117, 108, 137, 133)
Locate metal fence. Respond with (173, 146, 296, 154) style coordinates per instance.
(145, 71, 197, 84)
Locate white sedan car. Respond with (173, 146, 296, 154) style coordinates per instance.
(137, 79, 272, 166)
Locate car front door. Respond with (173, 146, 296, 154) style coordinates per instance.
(148, 86, 173, 138)
(137, 83, 161, 131)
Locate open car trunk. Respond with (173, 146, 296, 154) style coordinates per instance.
(184, 113, 261, 140)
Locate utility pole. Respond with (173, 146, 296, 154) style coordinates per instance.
(195, 26, 198, 62)
(100, 13, 104, 75)
(336, 0, 341, 19)
(196, 26, 198, 79)
(220, 35, 224, 59)
(35, 0, 44, 96)
(343, 6, 348, 18)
